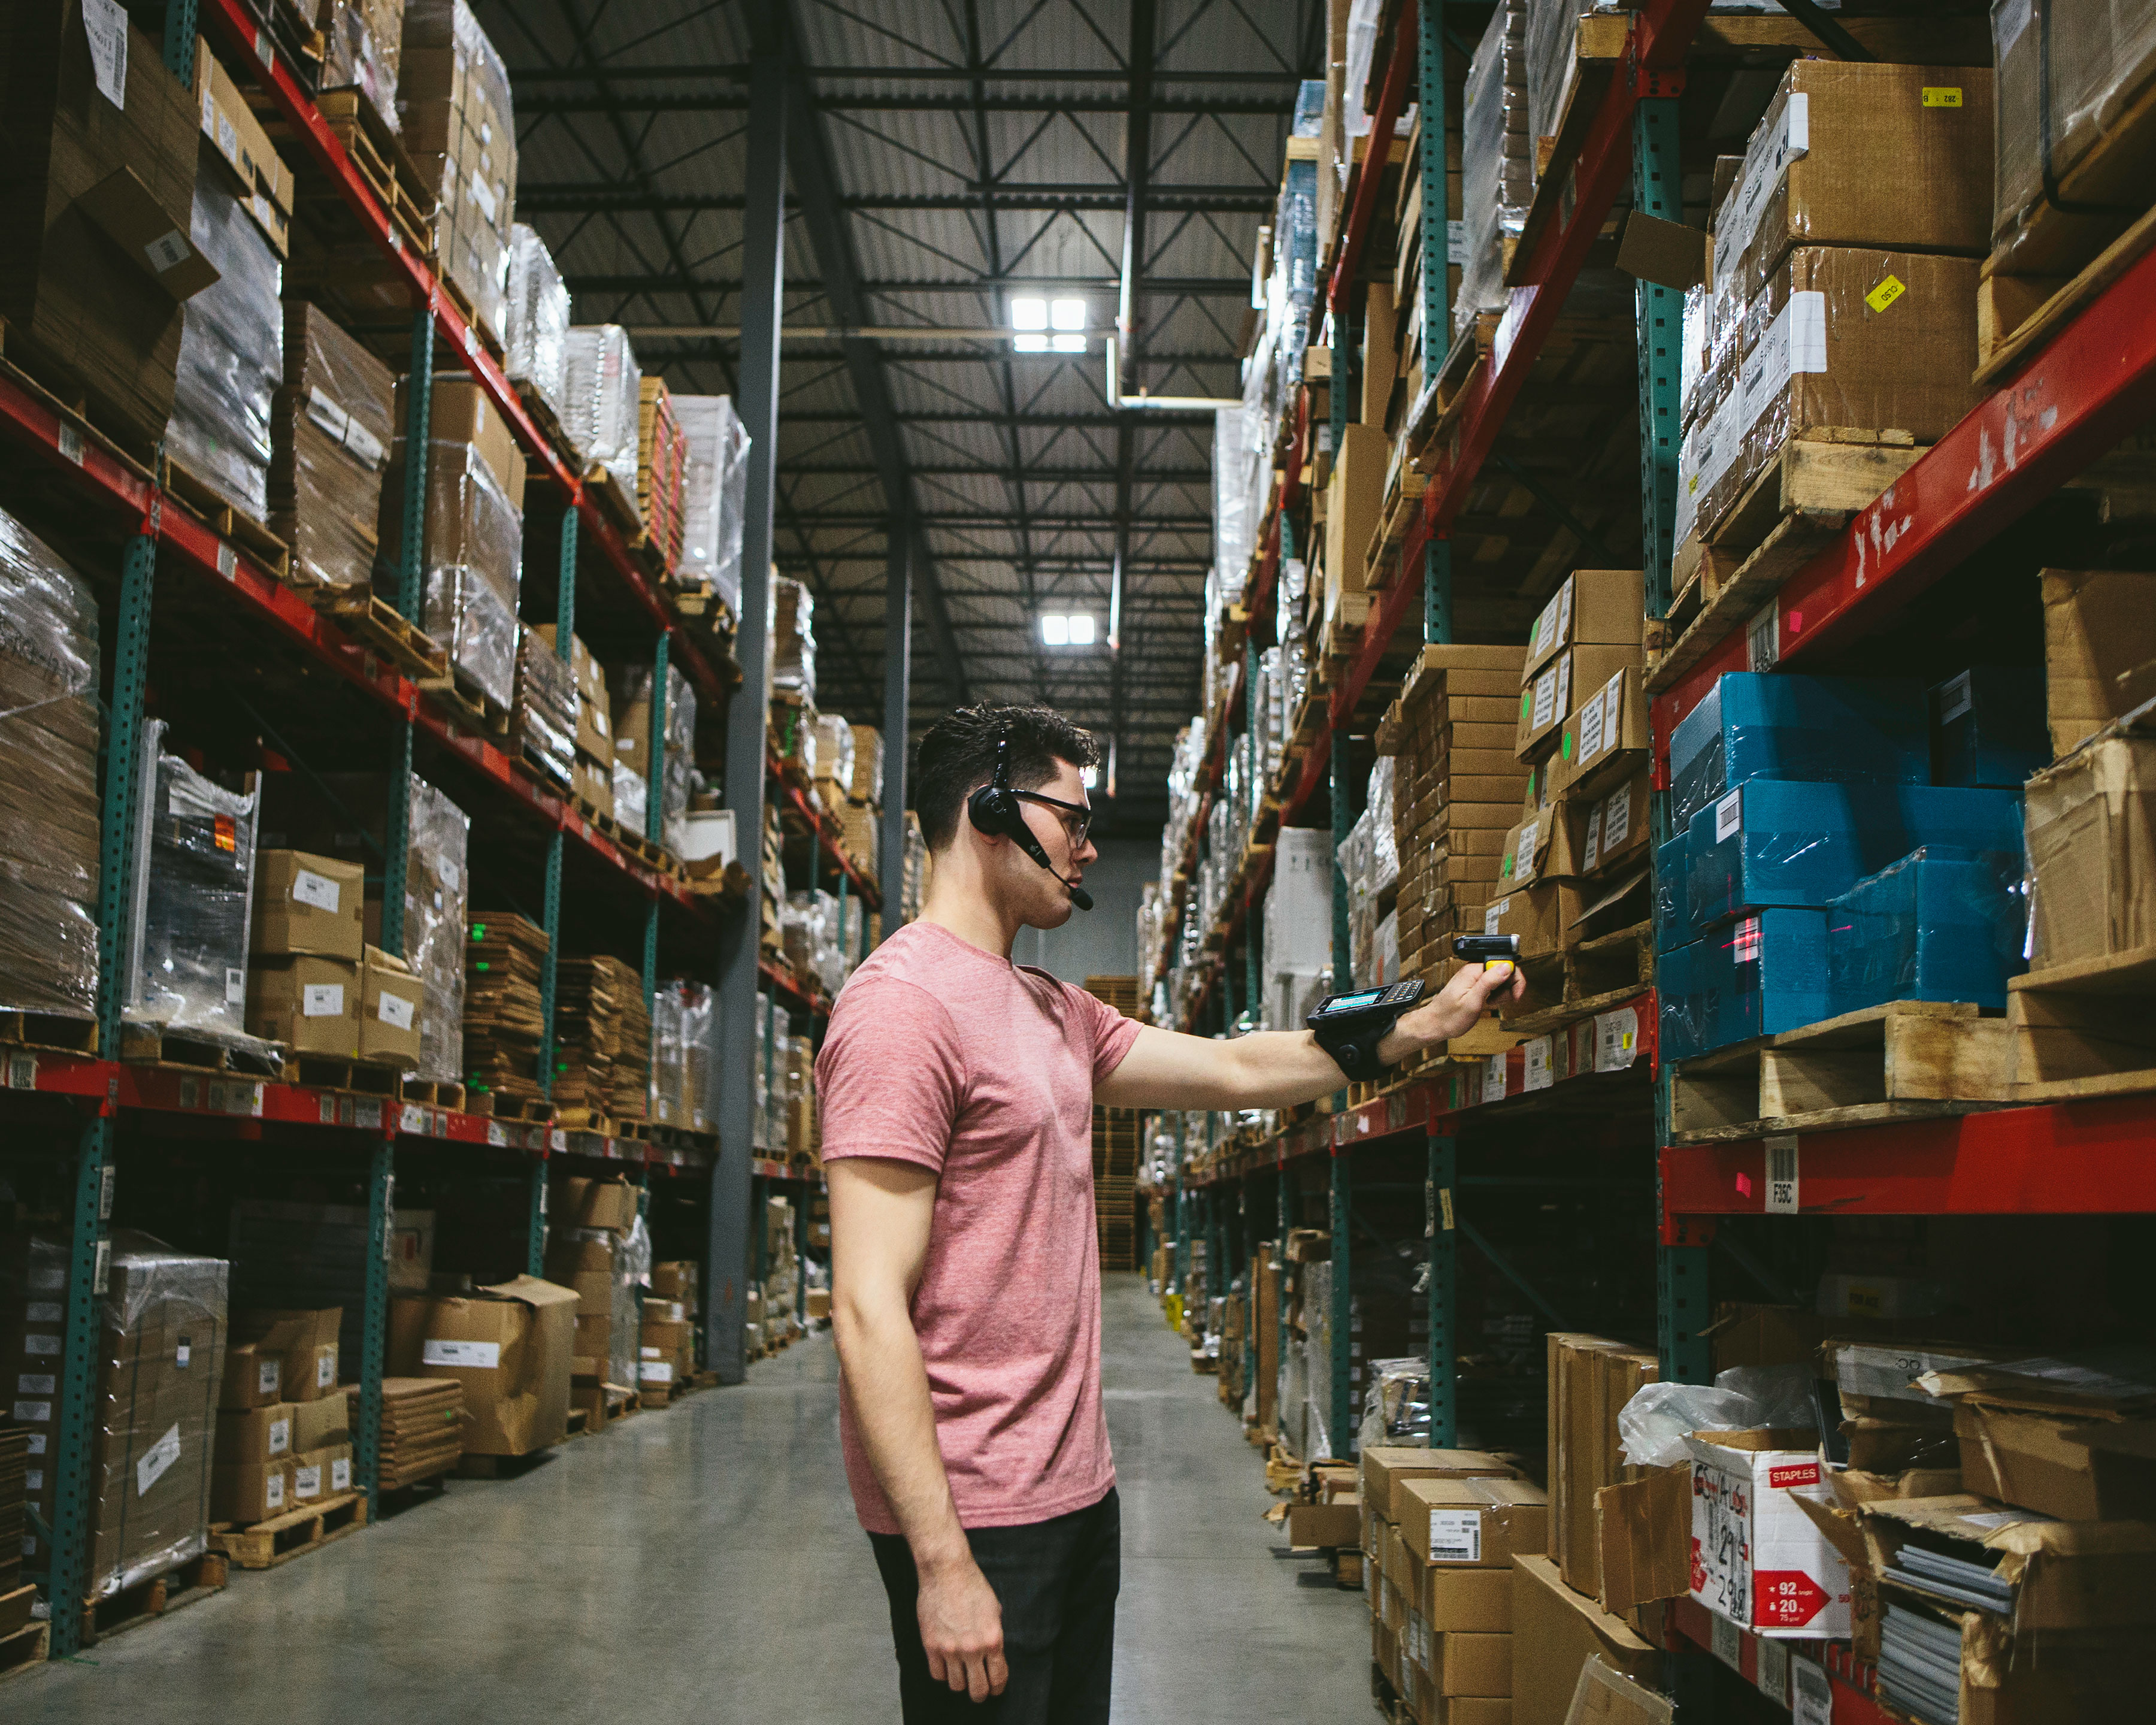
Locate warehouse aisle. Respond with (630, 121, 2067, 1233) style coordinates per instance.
(21, 1274, 1368, 1721)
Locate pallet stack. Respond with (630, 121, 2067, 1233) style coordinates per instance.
(552, 954, 641, 1122)
(1085, 977, 1141, 1268)
(637, 377, 688, 579)
(0, 1426, 25, 1620)
(464, 913, 549, 1110)
(367, 1378, 465, 1490)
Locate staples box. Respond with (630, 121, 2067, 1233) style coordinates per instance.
(1685, 1430, 1852, 1638)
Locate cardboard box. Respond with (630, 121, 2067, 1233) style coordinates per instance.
(252, 851, 364, 960)
(1548, 1334, 1626, 1596)
(359, 945, 425, 1067)
(220, 1340, 283, 1410)
(1326, 424, 1389, 593)
(2042, 570, 2156, 759)
(558, 1176, 639, 1233)
(391, 374, 528, 510)
(388, 1275, 579, 1457)
(1362, 1446, 1518, 1528)
(1510, 1555, 1659, 1725)
(1954, 1398, 2156, 1521)
(292, 1391, 350, 1453)
(235, 1308, 340, 1402)
(2024, 733, 2156, 969)
(390, 1208, 437, 1291)
(1685, 1430, 1852, 1636)
(1594, 1465, 1691, 1619)
(1427, 1566, 1514, 1633)
(292, 1441, 353, 1503)
(1516, 648, 1640, 761)
(214, 1402, 295, 1464)
(1523, 571, 1645, 681)
(211, 1458, 293, 1524)
(190, 37, 292, 255)
(1551, 668, 1651, 803)
(1861, 1493, 2156, 1632)
(1288, 1499, 1364, 1548)
(1572, 772, 1651, 880)
(1402, 1476, 1548, 1568)
(1491, 881, 1582, 962)
(250, 954, 361, 1057)
(1436, 1632, 1512, 1698)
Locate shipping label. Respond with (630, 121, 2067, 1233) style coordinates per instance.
(377, 989, 416, 1031)
(1601, 783, 1631, 852)
(1524, 1036, 1552, 1092)
(136, 1423, 182, 1497)
(292, 868, 343, 913)
(1427, 1509, 1482, 1564)
(423, 1339, 501, 1370)
(270, 1417, 290, 1455)
(295, 1464, 323, 1500)
(302, 983, 346, 1018)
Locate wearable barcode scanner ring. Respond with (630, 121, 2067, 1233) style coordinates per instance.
(968, 727, 1094, 910)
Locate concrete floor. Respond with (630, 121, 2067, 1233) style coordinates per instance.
(20, 1273, 1371, 1722)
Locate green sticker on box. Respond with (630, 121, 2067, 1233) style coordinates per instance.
(1521, 692, 1531, 721)
(1563, 731, 1575, 760)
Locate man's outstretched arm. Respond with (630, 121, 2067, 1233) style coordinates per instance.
(1096, 961, 1524, 1112)
(827, 1157, 1007, 1703)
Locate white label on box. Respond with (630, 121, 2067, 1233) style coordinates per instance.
(1740, 292, 1829, 437)
(1960, 1509, 2043, 1530)
(292, 868, 343, 913)
(176, 1337, 192, 1368)
(1531, 666, 1560, 731)
(640, 1346, 662, 1360)
(16, 1374, 54, 1396)
(13, 1401, 52, 1423)
(1710, 1610, 1743, 1669)
(1747, 603, 1780, 672)
(1715, 788, 1743, 844)
(295, 1464, 322, 1500)
(1557, 574, 1574, 640)
(1595, 1007, 1639, 1073)
(377, 989, 415, 1031)
(258, 1358, 280, 1394)
(468, 168, 498, 222)
(343, 417, 386, 470)
(1532, 592, 1559, 658)
(1602, 785, 1632, 852)
(1577, 685, 1606, 763)
(1482, 1052, 1507, 1103)
(27, 1301, 61, 1324)
(26, 1470, 41, 1493)
(1525, 1037, 1552, 1092)
(1555, 653, 1573, 723)
(26, 1433, 45, 1455)
(269, 1416, 290, 1455)
(639, 1361, 675, 1384)
(136, 1423, 181, 1496)
(1427, 1509, 1482, 1563)
(265, 1470, 286, 1511)
(23, 1332, 59, 1357)
(84, 0, 129, 107)
(143, 229, 195, 277)
(1792, 1660, 1833, 1725)
(1600, 671, 1625, 746)
(1757, 1636, 1791, 1704)
(216, 111, 238, 164)
(423, 1339, 500, 1369)
(1764, 1136, 1799, 1213)
(226, 966, 246, 1005)
(318, 1350, 337, 1388)
(1582, 807, 1604, 872)
(1513, 819, 1537, 879)
(1484, 900, 1506, 935)
(305, 385, 350, 443)
(331, 1456, 352, 1491)
(1937, 670, 1974, 725)
(302, 983, 346, 1018)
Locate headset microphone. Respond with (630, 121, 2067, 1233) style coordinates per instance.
(967, 728, 1094, 912)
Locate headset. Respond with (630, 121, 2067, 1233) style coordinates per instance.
(967, 728, 1094, 911)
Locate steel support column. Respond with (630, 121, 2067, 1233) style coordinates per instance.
(356, 1134, 393, 1509)
(528, 1158, 548, 1277)
(710, 41, 785, 1387)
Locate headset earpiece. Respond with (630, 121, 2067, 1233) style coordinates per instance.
(967, 733, 1025, 839)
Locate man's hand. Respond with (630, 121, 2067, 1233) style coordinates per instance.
(1380, 960, 1526, 1058)
(917, 1549, 1009, 1701)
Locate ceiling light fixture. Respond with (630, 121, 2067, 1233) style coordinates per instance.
(1039, 613, 1096, 647)
(1010, 297, 1049, 331)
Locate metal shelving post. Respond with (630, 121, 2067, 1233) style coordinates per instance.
(1327, 721, 1355, 1451)
(710, 44, 786, 1384)
(530, 512, 578, 1271)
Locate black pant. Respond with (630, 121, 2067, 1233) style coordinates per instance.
(868, 1488, 1121, 1723)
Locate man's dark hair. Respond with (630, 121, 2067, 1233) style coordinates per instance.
(913, 704, 1100, 851)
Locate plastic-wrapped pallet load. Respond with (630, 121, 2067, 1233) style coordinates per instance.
(1456, 0, 1530, 338)
(271, 302, 393, 593)
(167, 150, 285, 522)
(651, 980, 686, 1128)
(513, 625, 577, 788)
(611, 661, 696, 857)
(126, 721, 265, 1048)
(403, 775, 469, 1085)
(0, 507, 101, 1022)
(637, 377, 688, 578)
(771, 576, 817, 703)
(320, 0, 404, 128)
(562, 325, 642, 509)
(674, 395, 750, 610)
(504, 224, 570, 425)
(398, 0, 517, 343)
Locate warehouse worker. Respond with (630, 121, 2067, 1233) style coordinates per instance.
(820, 704, 1522, 1723)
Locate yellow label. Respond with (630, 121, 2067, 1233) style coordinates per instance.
(1866, 275, 1907, 314)
(1922, 86, 1963, 107)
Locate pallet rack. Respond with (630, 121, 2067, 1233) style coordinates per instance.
(1144, 1, 2156, 1717)
(0, 14, 858, 1657)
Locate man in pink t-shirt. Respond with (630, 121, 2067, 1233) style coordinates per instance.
(821, 705, 1522, 1722)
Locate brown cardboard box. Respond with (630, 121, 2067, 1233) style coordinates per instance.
(389, 1275, 579, 1456)
(2042, 570, 2156, 759)
(249, 954, 361, 1057)
(252, 851, 364, 960)
(1522, 572, 1645, 681)
(1510, 1555, 1659, 1725)
(292, 1391, 350, 1453)
(1594, 1465, 1690, 1618)
(390, 374, 528, 510)
(211, 1457, 293, 1524)
(1436, 1632, 1512, 1698)
(390, 1208, 437, 1291)
(1327, 423, 1390, 593)
(557, 1176, 639, 1233)
(1427, 1566, 1514, 1633)
(359, 945, 424, 1066)
(2024, 734, 2156, 969)
(235, 1308, 340, 1402)
(220, 1339, 283, 1409)
(1491, 882, 1583, 962)
(214, 1402, 295, 1464)
(571, 1312, 614, 1375)
(1443, 1704, 1512, 1725)
(1954, 1398, 2156, 1521)
(1362, 1446, 1518, 1528)
(292, 1440, 354, 1502)
(1860, 1493, 2156, 1632)
(650, 1261, 697, 1300)
(190, 37, 293, 255)
(1516, 647, 1642, 759)
(1548, 668, 1651, 803)
(1401, 1476, 1548, 1568)
(562, 1269, 613, 1318)
(1547, 1334, 1627, 1596)
(1288, 1499, 1364, 1548)
(1704, 1303, 1828, 1373)
(1570, 771, 1651, 880)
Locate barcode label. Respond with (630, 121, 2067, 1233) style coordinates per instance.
(1715, 788, 1743, 843)
(1427, 1509, 1481, 1563)
(1765, 1136, 1799, 1213)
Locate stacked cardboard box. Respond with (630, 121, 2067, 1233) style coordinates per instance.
(271, 303, 395, 594)
(535, 628, 614, 816)
(514, 625, 577, 788)
(249, 849, 367, 1057)
(369, 1376, 464, 1490)
(397, 0, 516, 343)
(464, 912, 547, 1107)
(546, 1176, 640, 1420)
(321, 0, 404, 128)
(215, 1309, 352, 1521)
(613, 661, 695, 851)
(639, 1263, 697, 1405)
(562, 324, 641, 509)
(553, 954, 643, 1120)
(388, 1275, 577, 1458)
(636, 376, 687, 578)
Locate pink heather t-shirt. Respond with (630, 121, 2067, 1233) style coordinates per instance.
(816, 919, 1142, 1533)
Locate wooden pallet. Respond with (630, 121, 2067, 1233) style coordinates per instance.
(480, 1092, 556, 1124)
(0, 314, 167, 470)
(159, 457, 292, 581)
(2006, 942, 2156, 1103)
(583, 462, 644, 540)
(1979, 196, 2156, 388)
(307, 586, 449, 681)
(290, 1054, 404, 1097)
(0, 1620, 47, 1684)
(415, 670, 511, 738)
(117, 1024, 285, 1077)
(1568, 919, 1653, 1003)
(0, 1009, 97, 1053)
(84, 1550, 228, 1645)
(1650, 432, 1930, 694)
(401, 1078, 466, 1110)
(210, 1491, 368, 1570)
(435, 270, 505, 365)
(1670, 1000, 2013, 1145)
(314, 87, 437, 258)
(1363, 466, 1431, 588)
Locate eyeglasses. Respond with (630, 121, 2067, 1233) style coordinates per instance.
(1015, 789, 1094, 845)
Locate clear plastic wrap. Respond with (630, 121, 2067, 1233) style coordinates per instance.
(1342, 0, 1383, 143)
(1828, 845, 2027, 1015)
(650, 982, 684, 1127)
(772, 576, 817, 703)
(1522, 0, 1580, 183)
(612, 762, 647, 833)
(1618, 1364, 1818, 1469)
(416, 446, 523, 711)
(1456, 0, 1530, 338)
(399, 0, 517, 342)
(0, 507, 100, 1018)
(404, 774, 470, 1084)
(1358, 1356, 1432, 1450)
(321, 0, 403, 128)
(127, 721, 262, 1042)
(616, 661, 696, 854)
(562, 325, 642, 499)
(505, 225, 570, 424)
(674, 394, 750, 608)
(1302, 1258, 1334, 1461)
(1213, 404, 1257, 589)
(271, 302, 393, 594)
(1658, 907, 1830, 1061)
(513, 627, 576, 786)
(168, 154, 284, 522)
(1669, 673, 1928, 831)
(810, 714, 856, 797)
